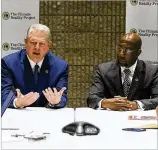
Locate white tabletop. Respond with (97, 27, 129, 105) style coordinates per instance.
(2, 107, 75, 149)
(2, 107, 158, 149)
(75, 108, 158, 149)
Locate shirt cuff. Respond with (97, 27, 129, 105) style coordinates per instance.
(97, 99, 107, 110)
(13, 98, 18, 108)
(13, 98, 24, 108)
(135, 100, 145, 110)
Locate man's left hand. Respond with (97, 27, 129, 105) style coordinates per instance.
(116, 97, 138, 111)
(128, 101, 138, 110)
(42, 87, 66, 105)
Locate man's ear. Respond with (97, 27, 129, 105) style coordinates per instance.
(137, 49, 141, 56)
(24, 38, 27, 45)
(49, 41, 52, 49)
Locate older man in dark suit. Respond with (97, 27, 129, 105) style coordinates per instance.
(2, 24, 68, 109)
(87, 33, 158, 110)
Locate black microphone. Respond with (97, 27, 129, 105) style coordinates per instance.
(1, 87, 16, 117)
(62, 107, 100, 136)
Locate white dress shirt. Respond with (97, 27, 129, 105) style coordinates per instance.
(120, 60, 137, 84)
(27, 55, 44, 72)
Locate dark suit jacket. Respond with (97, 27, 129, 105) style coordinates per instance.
(87, 60, 158, 110)
(1, 49, 68, 108)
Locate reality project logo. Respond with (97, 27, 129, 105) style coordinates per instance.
(130, 28, 138, 34)
(2, 43, 25, 51)
(2, 12, 10, 20)
(130, 28, 158, 37)
(130, 0, 158, 6)
(130, 0, 138, 6)
(2, 43, 10, 51)
(2, 12, 36, 20)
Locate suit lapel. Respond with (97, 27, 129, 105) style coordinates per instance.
(38, 54, 50, 89)
(107, 61, 124, 97)
(23, 56, 35, 93)
(128, 60, 145, 100)
(19, 50, 26, 73)
(45, 52, 57, 87)
(19, 50, 33, 93)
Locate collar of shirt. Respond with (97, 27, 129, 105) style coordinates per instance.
(27, 55, 44, 71)
(120, 60, 138, 83)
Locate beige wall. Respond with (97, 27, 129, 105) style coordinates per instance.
(40, 1, 126, 107)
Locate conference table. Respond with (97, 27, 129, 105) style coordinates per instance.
(2, 107, 157, 149)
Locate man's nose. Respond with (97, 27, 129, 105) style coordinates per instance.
(35, 43, 40, 49)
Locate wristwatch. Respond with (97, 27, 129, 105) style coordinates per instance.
(134, 100, 145, 110)
(134, 101, 140, 109)
(46, 102, 61, 108)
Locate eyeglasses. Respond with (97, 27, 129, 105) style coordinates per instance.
(116, 46, 138, 54)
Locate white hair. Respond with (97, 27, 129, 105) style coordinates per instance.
(25, 24, 52, 42)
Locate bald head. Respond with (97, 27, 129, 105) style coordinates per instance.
(120, 33, 142, 50)
(117, 33, 142, 67)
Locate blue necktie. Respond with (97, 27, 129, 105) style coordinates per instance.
(34, 64, 39, 84)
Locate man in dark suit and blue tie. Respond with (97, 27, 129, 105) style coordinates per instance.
(1, 24, 68, 109)
(87, 33, 158, 111)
